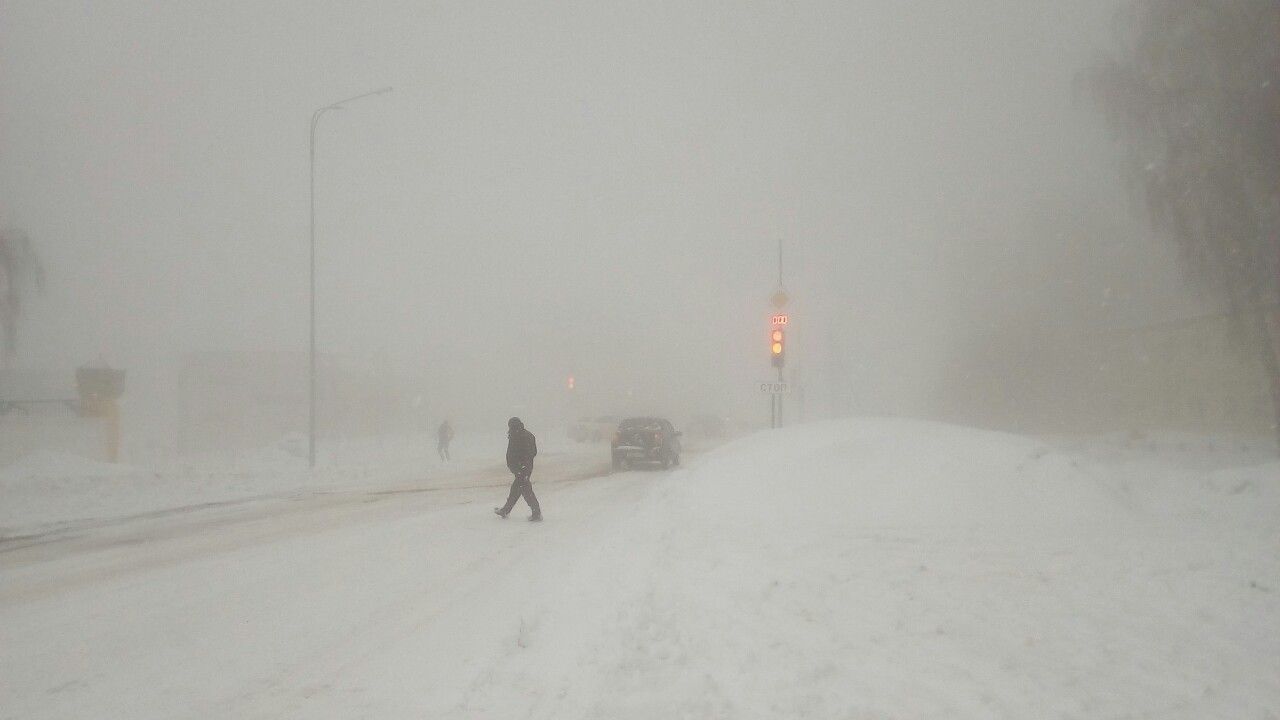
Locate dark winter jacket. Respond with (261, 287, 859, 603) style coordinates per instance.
(506, 420, 537, 473)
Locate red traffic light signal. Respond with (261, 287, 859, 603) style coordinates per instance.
(770, 328, 785, 367)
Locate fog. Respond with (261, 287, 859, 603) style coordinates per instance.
(9, 6, 1280, 715)
(1, 1, 1199, 454)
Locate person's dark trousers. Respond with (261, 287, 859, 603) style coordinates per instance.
(499, 469, 540, 516)
(438, 444, 450, 461)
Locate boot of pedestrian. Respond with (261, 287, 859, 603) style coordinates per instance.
(528, 513, 543, 522)
(494, 507, 509, 518)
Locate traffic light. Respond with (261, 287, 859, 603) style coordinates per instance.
(770, 328, 785, 367)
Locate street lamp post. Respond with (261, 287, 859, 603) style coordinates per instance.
(309, 86, 392, 469)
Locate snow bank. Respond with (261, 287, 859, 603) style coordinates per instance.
(0, 456, 295, 537)
(0, 450, 142, 479)
(455, 418, 1278, 719)
(1058, 432, 1280, 529)
(673, 417, 1128, 530)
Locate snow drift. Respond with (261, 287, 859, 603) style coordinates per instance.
(396, 419, 1276, 718)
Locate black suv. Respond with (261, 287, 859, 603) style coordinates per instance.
(611, 417, 682, 470)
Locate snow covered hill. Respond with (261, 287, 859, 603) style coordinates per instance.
(426, 419, 1278, 718)
(2, 418, 1276, 719)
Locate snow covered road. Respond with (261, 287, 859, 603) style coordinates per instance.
(1, 452, 635, 718)
(2, 419, 1277, 719)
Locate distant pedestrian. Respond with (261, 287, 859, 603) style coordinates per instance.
(495, 417, 541, 521)
(437, 420, 454, 462)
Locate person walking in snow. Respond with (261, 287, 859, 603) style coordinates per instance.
(437, 420, 454, 462)
(495, 416, 541, 521)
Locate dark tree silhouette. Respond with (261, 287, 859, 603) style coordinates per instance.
(1083, 0, 1280, 442)
(0, 227, 45, 365)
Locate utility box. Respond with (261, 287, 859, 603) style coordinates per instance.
(76, 366, 126, 418)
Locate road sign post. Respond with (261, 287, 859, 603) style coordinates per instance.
(776, 366, 783, 427)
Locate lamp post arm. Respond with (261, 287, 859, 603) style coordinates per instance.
(319, 86, 393, 114)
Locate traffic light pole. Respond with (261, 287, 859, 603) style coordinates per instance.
(769, 238, 789, 430)
(776, 365, 784, 428)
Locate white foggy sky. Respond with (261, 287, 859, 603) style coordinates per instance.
(1, 0, 1150, 422)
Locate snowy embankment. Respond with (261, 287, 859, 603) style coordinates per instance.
(446, 419, 1278, 718)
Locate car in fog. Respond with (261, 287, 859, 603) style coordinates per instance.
(611, 417, 682, 470)
(569, 416, 620, 442)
